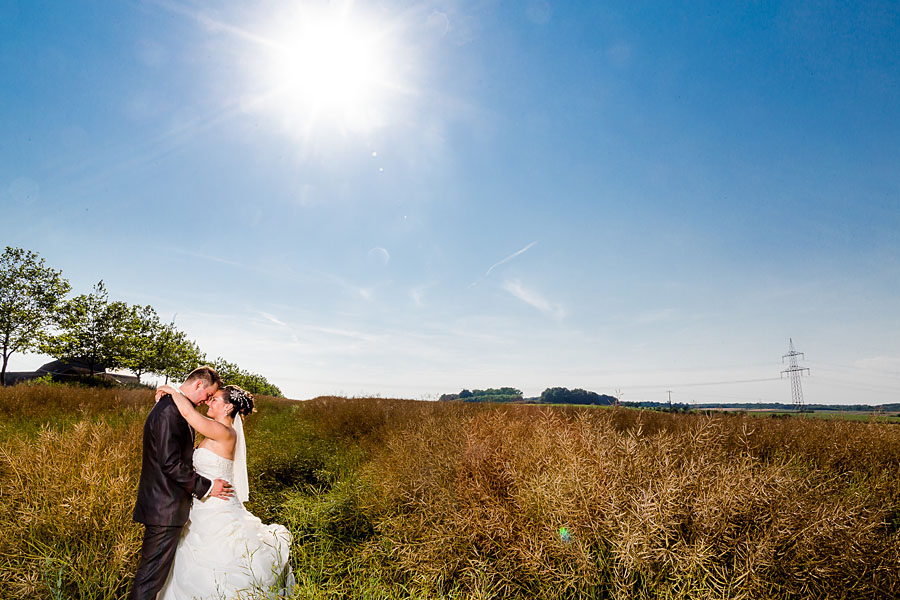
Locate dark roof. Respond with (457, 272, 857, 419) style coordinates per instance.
(37, 358, 108, 375)
(3, 363, 139, 386)
(3, 372, 37, 384)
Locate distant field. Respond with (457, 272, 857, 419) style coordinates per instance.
(2, 385, 899, 599)
(703, 406, 900, 424)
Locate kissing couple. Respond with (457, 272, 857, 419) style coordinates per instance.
(127, 366, 294, 600)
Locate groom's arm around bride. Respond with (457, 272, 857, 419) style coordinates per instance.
(127, 366, 232, 600)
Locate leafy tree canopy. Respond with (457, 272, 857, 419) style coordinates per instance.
(0, 247, 70, 384)
(440, 387, 523, 402)
(120, 305, 163, 383)
(539, 387, 617, 406)
(212, 356, 283, 397)
(43, 281, 130, 376)
(154, 322, 206, 384)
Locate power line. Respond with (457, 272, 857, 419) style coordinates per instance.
(624, 377, 781, 390)
(806, 376, 900, 396)
(807, 360, 900, 381)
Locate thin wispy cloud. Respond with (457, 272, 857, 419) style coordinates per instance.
(368, 246, 391, 266)
(634, 308, 676, 324)
(150, 0, 276, 48)
(410, 289, 424, 306)
(501, 279, 565, 320)
(324, 274, 377, 302)
(166, 247, 242, 267)
(486, 241, 537, 276)
(257, 311, 287, 327)
(409, 281, 438, 307)
(306, 325, 378, 343)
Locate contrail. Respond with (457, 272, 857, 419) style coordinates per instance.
(150, 0, 277, 48)
(486, 241, 537, 276)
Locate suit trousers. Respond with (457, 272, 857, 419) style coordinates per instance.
(127, 524, 182, 600)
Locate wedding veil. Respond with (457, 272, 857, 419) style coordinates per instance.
(232, 414, 250, 503)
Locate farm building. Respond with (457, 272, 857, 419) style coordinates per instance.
(3, 358, 138, 385)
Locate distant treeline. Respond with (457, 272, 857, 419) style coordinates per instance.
(609, 401, 900, 413)
(621, 402, 695, 413)
(692, 402, 900, 412)
(440, 388, 524, 403)
(440, 386, 617, 406)
(539, 387, 617, 405)
(439, 387, 899, 412)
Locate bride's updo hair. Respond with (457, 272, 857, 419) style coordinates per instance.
(223, 385, 254, 418)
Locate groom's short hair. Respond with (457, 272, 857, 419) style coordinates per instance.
(184, 366, 223, 389)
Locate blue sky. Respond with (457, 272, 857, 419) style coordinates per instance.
(2, 0, 899, 404)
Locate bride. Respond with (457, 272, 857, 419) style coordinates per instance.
(154, 383, 294, 599)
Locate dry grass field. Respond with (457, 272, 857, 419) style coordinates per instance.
(1, 385, 899, 599)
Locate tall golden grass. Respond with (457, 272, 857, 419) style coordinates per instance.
(365, 406, 900, 598)
(1, 386, 899, 599)
(0, 386, 146, 599)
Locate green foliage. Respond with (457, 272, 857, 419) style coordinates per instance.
(42, 281, 131, 375)
(540, 387, 617, 406)
(248, 406, 334, 498)
(153, 321, 206, 384)
(33, 280, 211, 387)
(213, 356, 284, 397)
(441, 387, 523, 403)
(0, 246, 71, 385)
(25, 373, 57, 386)
(119, 304, 162, 383)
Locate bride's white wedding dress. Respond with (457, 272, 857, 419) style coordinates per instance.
(158, 446, 294, 599)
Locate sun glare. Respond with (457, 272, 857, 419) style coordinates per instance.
(277, 23, 376, 106)
(252, 6, 401, 138)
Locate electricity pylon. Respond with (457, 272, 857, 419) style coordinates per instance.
(781, 338, 810, 412)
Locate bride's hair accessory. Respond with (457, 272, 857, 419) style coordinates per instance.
(224, 385, 255, 418)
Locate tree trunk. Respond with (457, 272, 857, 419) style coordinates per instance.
(1, 337, 8, 386)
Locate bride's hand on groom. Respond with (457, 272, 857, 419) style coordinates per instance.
(155, 384, 177, 403)
(210, 478, 234, 500)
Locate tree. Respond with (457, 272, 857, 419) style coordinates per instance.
(539, 387, 616, 406)
(153, 321, 206, 384)
(121, 304, 163, 383)
(212, 356, 283, 397)
(44, 281, 131, 376)
(0, 247, 71, 385)
(469, 388, 523, 402)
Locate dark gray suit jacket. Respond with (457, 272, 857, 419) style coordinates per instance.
(133, 395, 211, 526)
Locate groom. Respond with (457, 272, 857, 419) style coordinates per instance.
(128, 366, 234, 600)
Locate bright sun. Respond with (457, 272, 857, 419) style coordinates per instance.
(252, 6, 402, 138)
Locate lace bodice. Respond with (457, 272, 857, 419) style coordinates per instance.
(193, 446, 233, 482)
